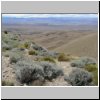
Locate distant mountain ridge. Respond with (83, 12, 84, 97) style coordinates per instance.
(2, 17, 98, 26)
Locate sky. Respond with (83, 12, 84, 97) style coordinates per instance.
(2, 14, 98, 18)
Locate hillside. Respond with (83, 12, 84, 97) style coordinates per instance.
(54, 33, 98, 61)
(2, 14, 98, 86)
(2, 31, 98, 86)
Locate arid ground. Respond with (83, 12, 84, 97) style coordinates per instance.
(1, 15, 98, 86)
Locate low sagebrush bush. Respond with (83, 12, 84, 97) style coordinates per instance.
(38, 56, 56, 63)
(18, 44, 25, 51)
(19, 41, 31, 49)
(58, 53, 70, 61)
(70, 60, 85, 68)
(64, 68, 93, 86)
(2, 80, 14, 86)
(32, 43, 47, 52)
(15, 59, 64, 84)
(84, 64, 98, 85)
(47, 51, 59, 58)
(28, 50, 38, 55)
(2, 33, 19, 48)
(9, 52, 22, 64)
(15, 60, 44, 84)
(80, 57, 97, 65)
(39, 61, 64, 81)
(92, 69, 98, 85)
(2, 42, 12, 51)
(37, 51, 46, 56)
(24, 42, 29, 49)
(70, 57, 97, 68)
(84, 64, 97, 72)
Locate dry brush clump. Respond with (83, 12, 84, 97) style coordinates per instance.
(9, 51, 23, 64)
(15, 60, 64, 85)
(58, 53, 72, 61)
(84, 64, 97, 72)
(64, 68, 93, 86)
(70, 57, 97, 68)
(18, 40, 31, 50)
(2, 32, 20, 51)
(2, 42, 12, 51)
(31, 43, 59, 58)
(24, 42, 29, 49)
(37, 56, 56, 63)
(39, 61, 64, 81)
(31, 43, 47, 52)
(70, 59, 85, 68)
(84, 64, 98, 85)
(28, 50, 38, 55)
(15, 60, 44, 84)
(80, 57, 97, 65)
(70, 57, 98, 86)
(47, 51, 59, 58)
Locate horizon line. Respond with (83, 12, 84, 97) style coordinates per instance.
(2, 14, 98, 18)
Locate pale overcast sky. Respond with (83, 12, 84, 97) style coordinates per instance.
(2, 14, 98, 18)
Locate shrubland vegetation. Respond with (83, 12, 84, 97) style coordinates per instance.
(37, 56, 56, 63)
(84, 64, 98, 85)
(70, 57, 98, 85)
(28, 50, 38, 55)
(15, 60, 63, 84)
(64, 68, 93, 86)
(2, 31, 98, 86)
(70, 57, 97, 68)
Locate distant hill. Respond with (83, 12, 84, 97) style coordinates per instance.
(54, 33, 98, 60)
(2, 17, 98, 26)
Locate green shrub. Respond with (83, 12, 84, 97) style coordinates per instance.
(80, 57, 97, 65)
(24, 42, 29, 49)
(2, 41, 12, 51)
(31, 43, 59, 58)
(18, 41, 30, 50)
(11, 35, 19, 40)
(2, 44, 11, 51)
(10, 56, 19, 64)
(58, 53, 70, 61)
(18, 44, 25, 51)
(38, 57, 56, 63)
(84, 64, 97, 72)
(70, 57, 97, 68)
(39, 61, 64, 81)
(16, 60, 64, 84)
(7, 40, 19, 48)
(71, 60, 85, 68)
(47, 51, 59, 58)
(92, 69, 98, 85)
(2, 33, 19, 49)
(9, 52, 22, 64)
(64, 68, 93, 86)
(28, 50, 38, 55)
(2, 80, 14, 86)
(37, 51, 48, 56)
(16, 60, 44, 84)
(84, 64, 98, 85)
(32, 43, 47, 52)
